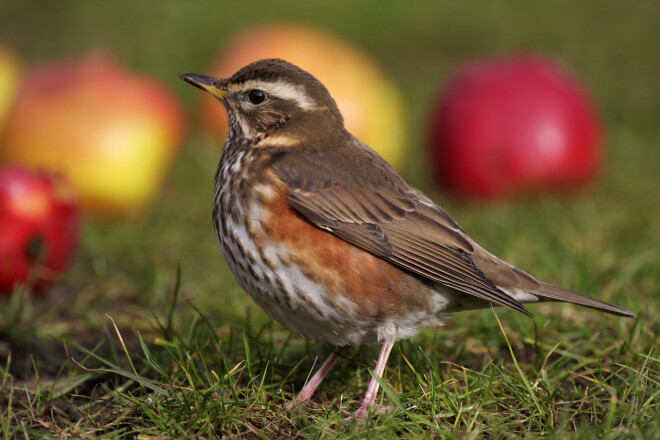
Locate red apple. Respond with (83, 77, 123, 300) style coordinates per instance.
(200, 24, 406, 171)
(0, 44, 21, 131)
(429, 56, 601, 199)
(0, 166, 79, 293)
(0, 54, 185, 216)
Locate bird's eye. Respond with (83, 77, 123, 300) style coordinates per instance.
(248, 89, 266, 104)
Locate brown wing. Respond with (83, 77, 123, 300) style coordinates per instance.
(270, 139, 634, 319)
(287, 186, 531, 316)
(470, 247, 636, 317)
(271, 144, 531, 316)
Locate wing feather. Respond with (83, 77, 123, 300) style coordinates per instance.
(287, 185, 531, 316)
(271, 143, 633, 319)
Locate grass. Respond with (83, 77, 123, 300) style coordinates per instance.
(2, 280, 656, 438)
(1, 0, 659, 438)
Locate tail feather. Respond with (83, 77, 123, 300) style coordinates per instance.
(532, 282, 636, 318)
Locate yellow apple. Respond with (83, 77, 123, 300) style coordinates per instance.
(200, 24, 406, 171)
(0, 54, 185, 216)
(0, 44, 21, 131)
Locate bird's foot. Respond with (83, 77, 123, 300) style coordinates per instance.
(284, 400, 298, 411)
(342, 404, 396, 421)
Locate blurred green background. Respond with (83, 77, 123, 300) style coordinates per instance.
(1, 0, 658, 436)
(0, 0, 657, 339)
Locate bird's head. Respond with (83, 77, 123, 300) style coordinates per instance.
(180, 59, 345, 147)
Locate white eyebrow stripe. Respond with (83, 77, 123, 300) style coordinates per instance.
(228, 79, 319, 110)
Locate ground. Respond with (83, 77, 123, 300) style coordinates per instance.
(1, 1, 658, 438)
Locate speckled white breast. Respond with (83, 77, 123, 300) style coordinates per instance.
(211, 152, 455, 346)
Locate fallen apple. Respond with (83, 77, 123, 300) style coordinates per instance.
(0, 54, 185, 216)
(429, 56, 601, 199)
(0, 166, 79, 293)
(0, 44, 20, 131)
(200, 24, 407, 171)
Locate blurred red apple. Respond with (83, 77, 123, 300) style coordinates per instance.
(0, 166, 79, 293)
(429, 56, 601, 199)
(0, 44, 21, 130)
(200, 24, 406, 171)
(0, 54, 185, 216)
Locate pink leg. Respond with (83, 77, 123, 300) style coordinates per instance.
(285, 346, 348, 409)
(352, 341, 395, 420)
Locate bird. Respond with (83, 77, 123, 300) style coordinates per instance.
(179, 59, 635, 420)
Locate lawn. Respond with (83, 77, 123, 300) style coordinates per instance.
(1, 1, 658, 438)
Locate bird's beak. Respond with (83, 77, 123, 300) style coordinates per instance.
(178, 73, 227, 100)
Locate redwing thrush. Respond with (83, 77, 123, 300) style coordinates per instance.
(179, 59, 635, 420)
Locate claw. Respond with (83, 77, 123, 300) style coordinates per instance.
(344, 404, 396, 421)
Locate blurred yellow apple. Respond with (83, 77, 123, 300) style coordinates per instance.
(0, 44, 21, 130)
(200, 24, 406, 171)
(0, 54, 185, 216)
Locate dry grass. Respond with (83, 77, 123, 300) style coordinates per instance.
(1, 0, 659, 438)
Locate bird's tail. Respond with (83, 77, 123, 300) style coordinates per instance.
(530, 282, 636, 318)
